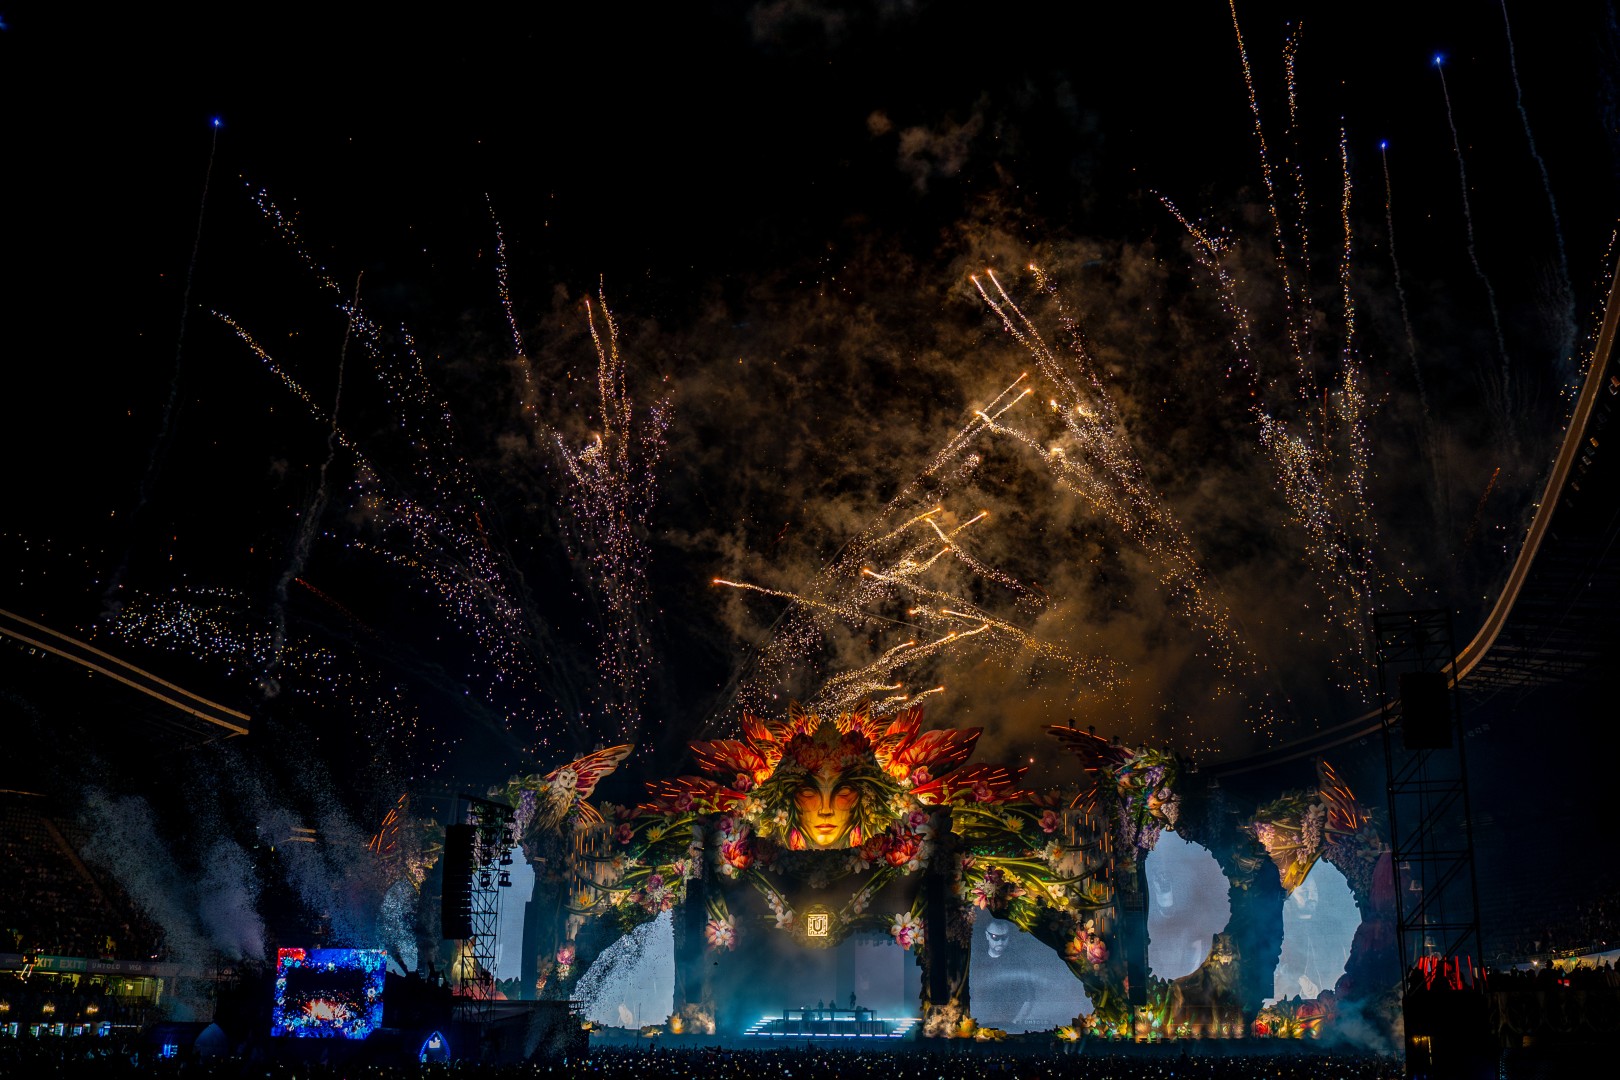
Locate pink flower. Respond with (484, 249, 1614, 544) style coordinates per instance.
(615, 823, 635, 845)
(885, 835, 921, 868)
(556, 944, 576, 965)
(890, 912, 924, 951)
(717, 814, 737, 836)
(721, 837, 753, 871)
(1086, 937, 1108, 965)
(705, 916, 736, 950)
(907, 809, 931, 831)
(972, 781, 993, 802)
(912, 766, 933, 786)
(733, 773, 755, 792)
(1040, 809, 1061, 834)
(672, 792, 694, 812)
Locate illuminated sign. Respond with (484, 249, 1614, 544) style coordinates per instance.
(806, 911, 831, 938)
(419, 1030, 450, 1062)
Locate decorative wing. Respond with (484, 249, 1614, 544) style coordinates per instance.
(1316, 760, 1367, 834)
(872, 707, 924, 770)
(546, 744, 634, 799)
(637, 776, 744, 815)
(890, 727, 981, 775)
(740, 712, 776, 746)
(1047, 726, 1132, 810)
(912, 762, 1027, 805)
(689, 739, 770, 781)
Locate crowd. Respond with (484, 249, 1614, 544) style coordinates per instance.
(0, 971, 156, 1027)
(1488, 959, 1620, 990)
(1494, 884, 1620, 963)
(0, 1042, 1404, 1080)
(0, 800, 163, 962)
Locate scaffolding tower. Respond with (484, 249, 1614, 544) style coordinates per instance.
(1374, 610, 1484, 992)
(455, 796, 516, 1027)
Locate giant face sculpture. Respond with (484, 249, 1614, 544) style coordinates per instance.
(793, 775, 862, 849)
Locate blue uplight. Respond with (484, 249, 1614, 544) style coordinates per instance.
(1432, 53, 1445, 67)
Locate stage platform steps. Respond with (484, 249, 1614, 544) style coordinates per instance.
(743, 1009, 919, 1040)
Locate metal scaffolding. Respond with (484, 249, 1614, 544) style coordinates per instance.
(454, 796, 516, 1027)
(1374, 609, 1484, 993)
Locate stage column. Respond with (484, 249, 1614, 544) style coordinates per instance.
(673, 824, 709, 1026)
(1118, 857, 1149, 1006)
(919, 806, 969, 1032)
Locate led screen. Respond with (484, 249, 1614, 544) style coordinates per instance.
(1145, 831, 1232, 980)
(1269, 858, 1360, 1002)
(271, 948, 386, 1039)
(969, 908, 1090, 1033)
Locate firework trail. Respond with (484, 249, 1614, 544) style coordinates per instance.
(716, 489, 1108, 722)
(1158, 20, 1405, 697)
(1164, 198, 1385, 697)
(714, 376, 1097, 726)
(1436, 55, 1516, 440)
(483, 200, 670, 745)
(971, 271, 1254, 681)
(1382, 142, 1451, 537)
(490, 197, 526, 359)
(264, 276, 358, 699)
(1282, 22, 1317, 354)
(1498, 0, 1577, 381)
(1380, 144, 1428, 419)
(1229, 0, 1307, 373)
(222, 190, 617, 751)
(104, 120, 221, 620)
(538, 283, 671, 744)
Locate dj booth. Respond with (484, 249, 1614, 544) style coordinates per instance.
(743, 1007, 919, 1040)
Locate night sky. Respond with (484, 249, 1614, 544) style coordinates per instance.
(5, 2, 1619, 803)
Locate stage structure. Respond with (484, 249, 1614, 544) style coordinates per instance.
(1374, 610, 1489, 1075)
(1374, 611, 1484, 986)
(463, 703, 1395, 1044)
(516, 705, 1187, 1038)
(445, 795, 517, 1027)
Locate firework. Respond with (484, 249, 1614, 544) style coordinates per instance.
(538, 283, 671, 743)
(711, 357, 1122, 734)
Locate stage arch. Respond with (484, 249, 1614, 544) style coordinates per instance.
(1146, 831, 1231, 981)
(1267, 857, 1360, 1003)
(969, 908, 1091, 1032)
